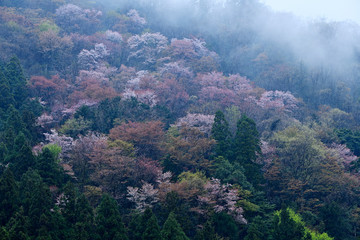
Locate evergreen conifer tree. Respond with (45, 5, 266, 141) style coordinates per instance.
(129, 208, 155, 240)
(0, 168, 19, 226)
(194, 220, 218, 240)
(6, 207, 30, 240)
(244, 216, 264, 240)
(142, 214, 161, 240)
(61, 182, 77, 225)
(0, 227, 9, 240)
(0, 70, 15, 112)
(36, 148, 62, 185)
(5, 57, 27, 108)
(19, 170, 52, 236)
(0, 143, 8, 164)
(74, 194, 94, 240)
(161, 212, 189, 240)
(233, 114, 262, 186)
(95, 194, 128, 240)
(8, 133, 35, 179)
(211, 110, 231, 158)
(128, 213, 142, 240)
(272, 207, 305, 240)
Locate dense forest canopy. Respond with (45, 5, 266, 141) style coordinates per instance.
(0, 0, 360, 239)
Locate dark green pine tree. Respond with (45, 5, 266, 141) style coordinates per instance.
(212, 212, 239, 240)
(6, 207, 31, 240)
(95, 194, 128, 240)
(142, 210, 161, 240)
(161, 212, 189, 240)
(128, 213, 142, 240)
(0, 142, 8, 164)
(20, 108, 41, 145)
(7, 133, 36, 179)
(272, 207, 305, 240)
(36, 148, 62, 186)
(233, 114, 262, 187)
(74, 194, 94, 240)
(194, 220, 218, 240)
(5, 57, 28, 108)
(36, 214, 52, 240)
(129, 208, 153, 240)
(63, 182, 77, 223)
(244, 216, 264, 240)
(0, 168, 19, 226)
(46, 207, 69, 240)
(211, 110, 232, 158)
(0, 70, 15, 112)
(319, 202, 352, 240)
(19, 170, 52, 236)
(0, 227, 9, 240)
(4, 106, 28, 145)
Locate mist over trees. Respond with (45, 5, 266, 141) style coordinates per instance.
(1, 0, 360, 239)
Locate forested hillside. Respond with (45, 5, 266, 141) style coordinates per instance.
(0, 0, 360, 239)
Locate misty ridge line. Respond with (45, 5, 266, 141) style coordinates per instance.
(93, 0, 360, 74)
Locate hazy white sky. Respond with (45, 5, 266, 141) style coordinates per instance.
(259, 0, 360, 24)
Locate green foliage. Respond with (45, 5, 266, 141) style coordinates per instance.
(272, 208, 333, 240)
(234, 114, 261, 163)
(0, 227, 9, 240)
(129, 208, 161, 240)
(83, 97, 172, 134)
(7, 133, 36, 179)
(95, 195, 128, 240)
(319, 202, 351, 240)
(74, 194, 94, 240)
(233, 114, 263, 187)
(59, 116, 92, 138)
(39, 21, 60, 33)
(43, 144, 61, 161)
(36, 147, 64, 185)
(161, 212, 189, 240)
(214, 156, 253, 190)
(194, 220, 219, 240)
(0, 70, 15, 112)
(19, 170, 52, 236)
(212, 212, 239, 240)
(272, 207, 306, 240)
(211, 110, 232, 158)
(6, 207, 30, 240)
(244, 216, 265, 240)
(5, 57, 27, 108)
(142, 213, 161, 240)
(336, 128, 360, 156)
(0, 169, 19, 226)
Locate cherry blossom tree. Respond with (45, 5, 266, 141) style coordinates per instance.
(127, 182, 159, 212)
(127, 32, 168, 68)
(105, 30, 123, 43)
(159, 62, 193, 80)
(55, 4, 102, 34)
(123, 89, 158, 107)
(126, 9, 147, 32)
(78, 43, 109, 70)
(327, 143, 358, 169)
(175, 113, 214, 136)
(158, 61, 198, 95)
(170, 38, 217, 60)
(198, 178, 247, 224)
(256, 90, 299, 113)
(44, 129, 74, 159)
(155, 78, 189, 115)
